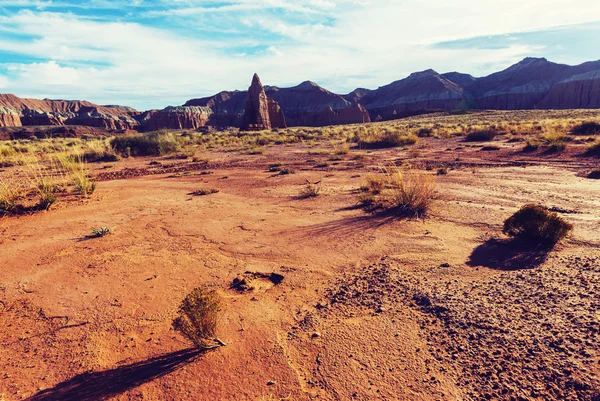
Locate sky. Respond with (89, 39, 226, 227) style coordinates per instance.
(0, 0, 599, 110)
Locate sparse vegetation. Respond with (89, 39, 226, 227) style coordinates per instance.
(503, 204, 573, 247)
(191, 188, 220, 196)
(571, 121, 600, 135)
(481, 145, 500, 151)
(587, 170, 600, 179)
(172, 287, 225, 348)
(278, 167, 296, 175)
(299, 179, 322, 198)
(110, 130, 181, 156)
(356, 128, 418, 149)
(586, 141, 600, 156)
(465, 130, 496, 142)
(359, 167, 435, 217)
(523, 139, 540, 152)
(91, 226, 112, 238)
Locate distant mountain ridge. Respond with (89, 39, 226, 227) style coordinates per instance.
(1, 57, 599, 132)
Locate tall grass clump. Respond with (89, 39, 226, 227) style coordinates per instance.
(356, 128, 418, 149)
(359, 167, 435, 217)
(173, 287, 225, 349)
(111, 130, 181, 156)
(0, 177, 23, 215)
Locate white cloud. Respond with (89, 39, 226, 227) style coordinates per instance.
(0, 1, 599, 109)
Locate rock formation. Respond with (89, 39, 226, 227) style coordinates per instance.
(350, 69, 467, 121)
(138, 106, 213, 131)
(0, 94, 140, 130)
(2, 57, 600, 133)
(241, 74, 287, 131)
(539, 69, 600, 109)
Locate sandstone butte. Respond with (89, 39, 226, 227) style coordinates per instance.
(240, 73, 287, 131)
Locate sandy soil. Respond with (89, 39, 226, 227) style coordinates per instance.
(1, 134, 599, 401)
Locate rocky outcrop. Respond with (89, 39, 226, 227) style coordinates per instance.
(184, 91, 246, 127)
(138, 106, 213, 131)
(265, 81, 369, 126)
(0, 94, 140, 130)
(539, 69, 600, 109)
(241, 74, 287, 131)
(355, 69, 467, 120)
(293, 104, 371, 126)
(0, 106, 22, 127)
(469, 58, 600, 110)
(2, 57, 600, 133)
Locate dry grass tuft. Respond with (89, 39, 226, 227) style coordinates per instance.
(299, 179, 322, 198)
(359, 167, 435, 217)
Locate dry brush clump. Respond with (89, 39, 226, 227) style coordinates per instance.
(358, 167, 435, 217)
(298, 179, 322, 198)
(503, 204, 573, 247)
(173, 287, 225, 349)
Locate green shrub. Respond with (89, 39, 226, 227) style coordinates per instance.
(465, 130, 496, 142)
(503, 204, 573, 247)
(523, 139, 540, 152)
(357, 129, 418, 149)
(83, 148, 120, 163)
(172, 287, 224, 348)
(571, 121, 600, 135)
(110, 130, 181, 156)
(417, 128, 433, 137)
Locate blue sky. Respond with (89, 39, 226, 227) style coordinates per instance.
(0, 0, 599, 110)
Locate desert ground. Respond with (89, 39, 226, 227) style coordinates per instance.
(1, 110, 600, 401)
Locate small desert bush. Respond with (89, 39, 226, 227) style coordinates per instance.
(299, 179, 322, 198)
(110, 130, 181, 156)
(586, 141, 600, 157)
(541, 132, 568, 152)
(359, 167, 435, 217)
(83, 148, 120, 163)
(417, 127, 434, 137)
(587, 170, 600, 179)
(191, 188, 219, 196)
(503, 204, 573, 247)
(356, 129, 418, 149)
(173, 287, 224, 348)
(91, 227, 112, 238)
(279, 167, 296, 175)
(481, 145, 500, 151)
(571, 121, 600, 135)
(465, 130, 496, 142)
(523, 139, 540, 152)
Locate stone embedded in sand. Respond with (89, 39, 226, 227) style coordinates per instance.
(241, 74, 287, 131)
